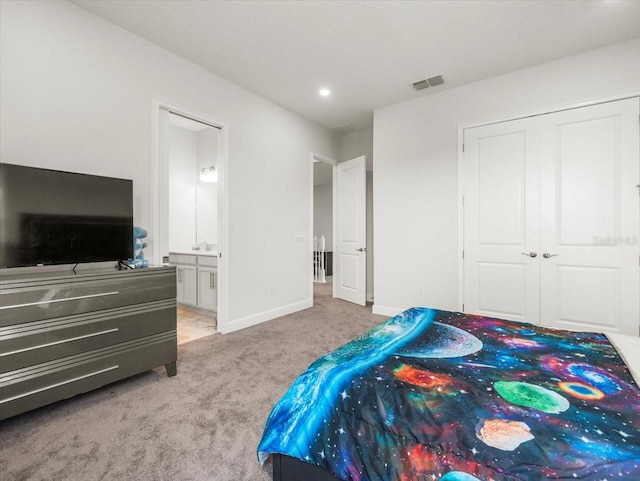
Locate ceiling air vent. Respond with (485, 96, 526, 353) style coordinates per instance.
(427, 75, 444, 86)
(412, 80, 429, 91)
(412, 75, 445, 91)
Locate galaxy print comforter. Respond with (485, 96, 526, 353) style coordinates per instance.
(257, 308, 640, 481)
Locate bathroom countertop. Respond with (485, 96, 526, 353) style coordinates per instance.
(169, 250, 218, 257)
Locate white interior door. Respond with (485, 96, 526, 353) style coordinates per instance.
(463, 118, 541, 323)
(539, 98, 639, 335)
(334, 156, 367, 306)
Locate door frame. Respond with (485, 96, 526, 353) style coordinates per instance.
(457, 90, 640, 313)
(309, 152, 337, 304)
(151, 98, 230, 333)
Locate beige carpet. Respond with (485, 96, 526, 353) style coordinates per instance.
(0, 283, 386, 481)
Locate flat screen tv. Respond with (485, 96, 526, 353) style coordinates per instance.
(0, 164, 133, 268)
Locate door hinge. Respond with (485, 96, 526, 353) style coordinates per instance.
(462, 303, 465, 311)
(462, 143, 465, 153)
(462, 196, 465, 206)
(462, 250, 465, 259)
(219, 252, 222, 259)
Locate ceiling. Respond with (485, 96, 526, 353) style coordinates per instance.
(73, 0, 640, 132)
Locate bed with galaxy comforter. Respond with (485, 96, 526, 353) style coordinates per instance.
(258, 308, 640, 481)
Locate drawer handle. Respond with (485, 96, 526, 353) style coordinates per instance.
(0, 291, 119, 310)
(0, 328, 119, 357)
(0, 365, 119, 405)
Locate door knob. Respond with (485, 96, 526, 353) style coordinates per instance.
(521, 252, 537, 258)
(356, 247, 366, 252)
(542, 253, 559, 258)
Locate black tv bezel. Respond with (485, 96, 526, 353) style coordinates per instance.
(0, 163, 134, 269)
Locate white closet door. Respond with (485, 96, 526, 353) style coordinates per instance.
(463, 118, 541, 323)
(539, 98, 639, 335)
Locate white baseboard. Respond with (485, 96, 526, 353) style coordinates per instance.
(222, 298, 313, 334)
(372, 304, 404, 317)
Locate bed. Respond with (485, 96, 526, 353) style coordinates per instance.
(258, 308, 640, 481)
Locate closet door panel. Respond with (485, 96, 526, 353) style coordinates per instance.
(557, 116, 618, 245)
(477, 262, 526, 318)
(463, 118, 540, 323)
(540, 98, 639, 335)
(556, 266, 618, 330)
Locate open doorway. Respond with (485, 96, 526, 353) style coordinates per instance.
(311, 153, 336, 303)
(310, 152, 369, 307)
(166, 113, 219, 342)
(152, 101, 229, 334)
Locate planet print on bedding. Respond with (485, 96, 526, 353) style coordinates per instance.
(258, 308, 640, 481)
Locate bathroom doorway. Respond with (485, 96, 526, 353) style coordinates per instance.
(152, 101, 229, 333)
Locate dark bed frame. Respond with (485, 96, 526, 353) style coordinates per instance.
(272, 454, 341, 481)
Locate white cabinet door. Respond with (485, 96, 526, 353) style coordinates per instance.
(176, 265, 197, 306)
(463, 117, 541, 324)
(197, 267, 217, 311)
(539, 98, 639, 335)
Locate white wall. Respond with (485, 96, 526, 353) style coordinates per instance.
(340, 130, 374, 171)
(339, 130, 374, 301)
(168, 125, 198, 252)
(373, 38, 640, 316)
(0, 0, 339, 332)
(313, 184, 333, 251)
(196, 127, 218, 246)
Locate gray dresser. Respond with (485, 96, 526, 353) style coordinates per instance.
(0, 265, 177, 421)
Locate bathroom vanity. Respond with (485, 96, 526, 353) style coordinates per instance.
(169, 252, 217, 312)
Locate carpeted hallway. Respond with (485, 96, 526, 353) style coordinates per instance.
(0, 283, 386, 481)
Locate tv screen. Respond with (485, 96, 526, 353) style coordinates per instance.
(0, 164, 133, 268)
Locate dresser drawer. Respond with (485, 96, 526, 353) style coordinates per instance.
(0, 332, 176, 421)
(0, 300, 176, 372)
(0, 270, 176, 326)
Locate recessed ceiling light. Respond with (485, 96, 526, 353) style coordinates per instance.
(319, 88, 331, 97)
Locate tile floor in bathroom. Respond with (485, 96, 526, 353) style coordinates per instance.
(176, 306, 217, 344)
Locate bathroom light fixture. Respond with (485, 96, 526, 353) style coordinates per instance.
(200, 166, 218, 183)
(319, 88, 331, 97)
